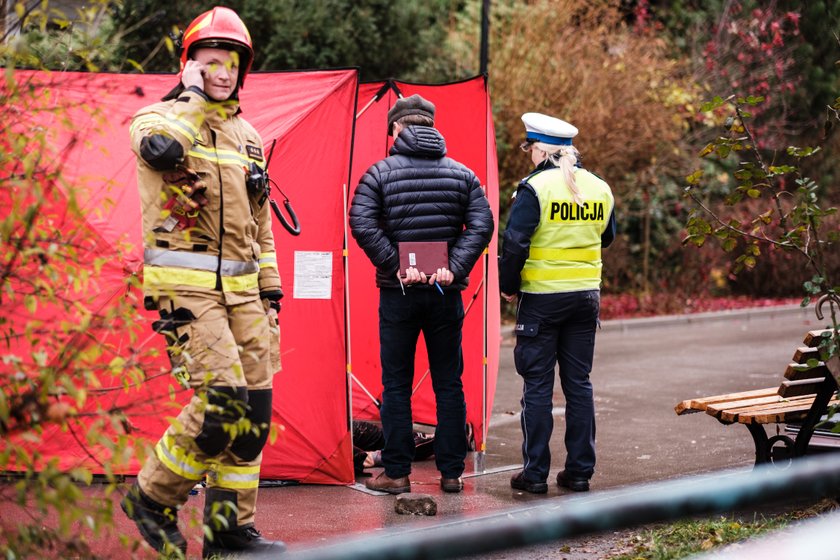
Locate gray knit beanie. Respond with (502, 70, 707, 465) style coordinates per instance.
(387, 94, 436, 135)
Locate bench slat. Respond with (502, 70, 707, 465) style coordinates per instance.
(783, 362, 830, 381)
(717, 396, 815, 423)
(736, 397, 840, 425)
(674, 387, 778, 415)
(705, 394, 812, 419)
(778, 378, 825, 398)
(804, 329, 838, 347)
(793, 346, 820, 363)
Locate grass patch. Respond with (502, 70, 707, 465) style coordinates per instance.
(607, 500, 837, 560)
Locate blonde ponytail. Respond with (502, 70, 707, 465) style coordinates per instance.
(534, 143, 583, 206)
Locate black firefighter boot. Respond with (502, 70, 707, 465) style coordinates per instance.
(202, 488, 286, 559)
(120, 481, 188, 556)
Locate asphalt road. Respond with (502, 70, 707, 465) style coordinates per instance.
(12, 304, 828, 558)
(275, 304, 822, 555)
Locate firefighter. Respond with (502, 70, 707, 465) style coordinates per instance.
(120, 7, 286, 557)
(499, 113, 616, 495)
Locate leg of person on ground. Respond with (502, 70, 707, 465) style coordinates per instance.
(353, 420, 386, 475)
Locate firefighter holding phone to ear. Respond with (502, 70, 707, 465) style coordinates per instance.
(122, 7, 285, 558)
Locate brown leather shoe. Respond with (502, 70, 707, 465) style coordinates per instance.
(440, 477, 463, 493)
(365, 472, 411, 494)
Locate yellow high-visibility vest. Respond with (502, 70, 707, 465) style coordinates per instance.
(520, 168, 614, 293)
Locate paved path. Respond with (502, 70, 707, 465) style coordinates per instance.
(56, 304, 830, 557)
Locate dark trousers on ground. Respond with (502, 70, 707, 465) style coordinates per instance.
(352, 420, 386, 472)
(378, 287, 466, 479)
(514, 290, 600, 483)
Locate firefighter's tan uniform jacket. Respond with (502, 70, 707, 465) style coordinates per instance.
(130, 87, 281, 303)
(129, 87, 280, 528)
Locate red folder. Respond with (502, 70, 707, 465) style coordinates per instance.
(398, 241, 449, 277)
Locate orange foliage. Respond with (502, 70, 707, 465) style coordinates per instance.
(489, 0, 694, 203)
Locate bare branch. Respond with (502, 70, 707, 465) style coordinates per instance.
(733, 101, 789, 233)
(685, 189, 804, 256)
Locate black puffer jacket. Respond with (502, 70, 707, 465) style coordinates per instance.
(350, 125, 494, 289)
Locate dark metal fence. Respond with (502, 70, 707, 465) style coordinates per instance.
(278, 453, 840, 560)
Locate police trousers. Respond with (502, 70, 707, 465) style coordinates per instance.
(138, 291, 280, 528)
(513, 290, 599, 483)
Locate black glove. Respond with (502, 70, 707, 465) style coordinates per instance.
(261, 290, 283, 313)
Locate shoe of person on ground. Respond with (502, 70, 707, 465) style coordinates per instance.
(413, 432, 436, 461)
(203, 523, 286, 559)
(557, 470, 590, 492)
(354, 449, 378, 478)
(369, 449, 383, 467)
(120, 481, 187, 555)
(352, 421, 434, 477)
(509, 471, 548, 494)
(440, 476, 464, 493)
(365, 471, 411, 494)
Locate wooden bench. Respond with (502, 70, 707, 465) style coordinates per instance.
(676, 329, 840, 466)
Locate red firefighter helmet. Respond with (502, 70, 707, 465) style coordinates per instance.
(180, 6, 254, 88)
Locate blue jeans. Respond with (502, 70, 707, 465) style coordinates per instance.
(378, 288, 466, 479)
(514, 290, 600, 483)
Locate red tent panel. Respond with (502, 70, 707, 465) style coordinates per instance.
(6, 69, 359, 484)
(4, 71, 498, 483)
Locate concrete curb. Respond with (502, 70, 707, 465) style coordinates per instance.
(599, 303, 811, 332)
(501, 303, 812, 338)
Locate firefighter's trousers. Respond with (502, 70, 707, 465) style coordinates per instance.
(138, 291, 281, 528)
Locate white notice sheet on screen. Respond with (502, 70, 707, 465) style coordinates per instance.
(293, 251, 333, 299)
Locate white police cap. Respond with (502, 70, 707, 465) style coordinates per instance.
(521, 112, 578, 146)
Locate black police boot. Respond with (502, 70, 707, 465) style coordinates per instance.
(557, 470, 590, 492)
(202, 523, 287, 558)
(120, 481, 187, 555)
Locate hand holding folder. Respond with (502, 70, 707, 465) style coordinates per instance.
(397, 242, 452, 292)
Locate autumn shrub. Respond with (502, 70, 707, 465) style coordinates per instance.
(685, 93, 839, 362)
(728, 214, 840, 298)
(654, 1, 840, 301)
(0, 4, 170, 557)
(473, 1, 837, 306)
(694, 3, 803, 150)
(488, 1, 688, 199)
(466, 0, 708, 298)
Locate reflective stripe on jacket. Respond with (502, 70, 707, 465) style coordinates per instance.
(130, 89, 281, 304)
(520, 168, 614, 293)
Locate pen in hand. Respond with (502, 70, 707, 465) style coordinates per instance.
(434, 280, 444, 295)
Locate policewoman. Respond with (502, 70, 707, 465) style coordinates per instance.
(500, 113, 615, 494)
(122, 7, 285, 557)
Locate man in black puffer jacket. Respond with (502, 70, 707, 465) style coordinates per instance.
(350, 94, 494, 495)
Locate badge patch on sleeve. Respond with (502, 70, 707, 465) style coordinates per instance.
(246, 145, 263, 161)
